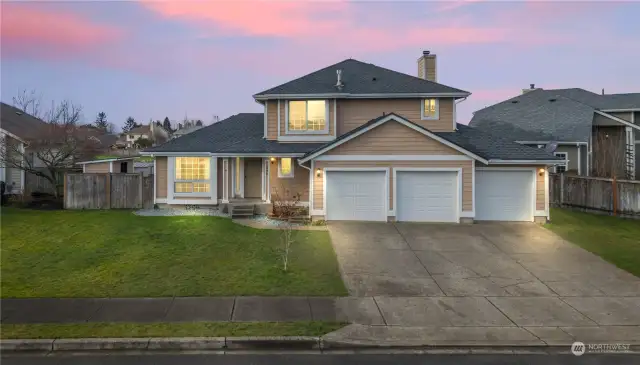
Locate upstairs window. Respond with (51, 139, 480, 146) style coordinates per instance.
(175, 157, 210, 193)
(421, 98, 439, 120)
(288, 100, 327, 133)
(554, 152, 568, 173)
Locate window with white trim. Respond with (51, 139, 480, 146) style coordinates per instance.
(554, 152, 568, 173)
(175, 157, 210, 193)
(421, 98, 439, 120)
(288, 100, 327, 132)
(278, 158, 294, 178)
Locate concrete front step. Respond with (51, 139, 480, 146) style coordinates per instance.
(231, 205, 255, 218)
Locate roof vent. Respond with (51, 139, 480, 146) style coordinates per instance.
(15, 111, 23, 116)
(335, 69, 344, 90)
(372, 77, 377, 81)
(530, 83, 535, 89)
(511, 100, 519, 104)
(423, 50, 430, 56)
(549, 98, 557, 102)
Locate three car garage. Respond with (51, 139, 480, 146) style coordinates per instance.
(321, 167, 541, 223)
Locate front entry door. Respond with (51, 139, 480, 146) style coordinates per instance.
(244, 159, 262, 198)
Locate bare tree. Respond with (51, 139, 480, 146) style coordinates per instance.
(12, 89, 42, 117)
(592, 127, 629, 179)
(278, 220, 295, 272)
(0, 99, 100, 198)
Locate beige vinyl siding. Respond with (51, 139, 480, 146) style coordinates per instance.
(327, 121, 461, 155)
(417, 57, 425, 79)
(536, 168, 545, 211)
(269, 159, 310, 201)
(313, 160, 473, 212)
(84, 162, 110, 173)
(610, 112, 632, 122)
(336, 98, 454, 135)
(155, 157, 167, 198)
(278, 100, 334, 138)
(266, 100, 278, 140)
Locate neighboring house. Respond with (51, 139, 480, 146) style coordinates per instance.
(77, 157, 135, 173)
(142, 51, 560, 223)
(470, 87, 640, 179)
(134, 161, 154, 176)
(121, 123, 169, 148)
(0, 102, 50, 194)
(171, 125, 203, 139)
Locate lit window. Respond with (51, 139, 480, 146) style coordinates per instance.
(421, 99, 439, 120)
(554, 152, 568, 173)
(278, 158, 294, 178)
(288, 100, 327, 132)
(175, 157, 210, 193)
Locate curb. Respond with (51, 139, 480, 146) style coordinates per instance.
(2, 337, 640, 354)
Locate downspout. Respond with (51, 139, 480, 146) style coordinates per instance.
(454, 97, 468, 131)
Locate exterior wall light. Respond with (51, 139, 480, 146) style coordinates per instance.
(270, 157, 276, 163)
(316, 168, 322, 177)
(538, 168, 545, 176)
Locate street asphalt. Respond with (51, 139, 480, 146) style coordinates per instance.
(2, 353, 639, 365)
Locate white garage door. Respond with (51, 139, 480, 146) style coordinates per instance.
(396, 171, 458, 222)
(326, 171, 387, 221)
(475, 170, 534, 221)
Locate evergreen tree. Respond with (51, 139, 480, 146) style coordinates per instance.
(195, 120, 203, 127)
(95, 112, 108, 131)
(162, 117, 172, 132)
(123, 117, 136, 132)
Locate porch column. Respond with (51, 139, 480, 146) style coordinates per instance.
(231, 157, 244, 198)
(222, 158, 229, 203)
(262, 158, 271, 202)
(626, 126, 635, 178)
(210, 157, 218, 202)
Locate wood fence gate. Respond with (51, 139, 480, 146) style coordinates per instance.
(64, 173, 154, 209)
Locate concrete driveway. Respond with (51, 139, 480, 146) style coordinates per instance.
(327, 222, 640, 330)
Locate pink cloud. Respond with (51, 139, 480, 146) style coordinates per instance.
(1, 3, 123, 60)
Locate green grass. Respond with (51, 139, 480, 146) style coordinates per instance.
(0, 322, 346, 339)
(545, 208, 640, 277)
(0, 209, 347, 298)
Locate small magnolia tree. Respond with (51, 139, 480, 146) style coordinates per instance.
(0, 99, 100, 198)
(279, 220, 295, 272)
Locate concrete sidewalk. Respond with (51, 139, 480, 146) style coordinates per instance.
(0, 297, 352, 324)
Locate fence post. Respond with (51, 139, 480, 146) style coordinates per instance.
(560, 173, 565, 206)
(138, 173, 143, 208)
(612, 176, 617, 216)
(105, 173, 111, 209)
(63, 173, 67, 209)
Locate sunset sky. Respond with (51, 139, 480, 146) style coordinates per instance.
(2, 0, 638, 130)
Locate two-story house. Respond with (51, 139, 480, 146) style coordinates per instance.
(143, 51, 560, 223)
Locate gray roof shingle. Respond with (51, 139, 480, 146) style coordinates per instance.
(470, 90, 596, 142)
(0, 102, 49, 140)
(254, 59, 469, 97)
(301, 113, 560, 161)
(144, 113, 324, 154)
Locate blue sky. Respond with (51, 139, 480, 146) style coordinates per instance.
(2, 1, 638, 130)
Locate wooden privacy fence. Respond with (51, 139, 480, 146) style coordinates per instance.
(550, 174, 640, 217)
(64, 173, 154, 209)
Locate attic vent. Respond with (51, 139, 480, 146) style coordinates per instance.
(15, 111, 23, 116)
(549, 98, 557, 102)
(372, 77, 377, 81)
(511, 100, 519, 104)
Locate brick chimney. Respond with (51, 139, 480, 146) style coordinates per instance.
(418, 50, 437, 82)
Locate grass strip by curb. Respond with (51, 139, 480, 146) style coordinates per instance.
(1, 322, 347, 340)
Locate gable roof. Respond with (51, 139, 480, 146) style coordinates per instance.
(470, 89, 640, 142)
(470, 91, 596, 142)
(143, 113, 324, 155)
(0, 102, 49, 141)
(547, 88, 640, 110)
(300, 113, 560, 163)
(254, 59, 470, 99)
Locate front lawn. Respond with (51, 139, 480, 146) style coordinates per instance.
(1, 209, 347, 298)
(0, 321, 346, 339)
(545, 208, 640, 277)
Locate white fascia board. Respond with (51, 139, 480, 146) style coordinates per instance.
(139, 152, 211, 156)
(0, 128, 27, 144)
(314, 155, 471, 161)
(600, 108, 640, 112)
(277, 135, 336, 142)
(76, 158, 136, 165)
(594, 110, 640, 131)
(214, 153, 305, 157)
(487, 160, 562, 165)
(253, 92, 470, 100)
(300, 114, 488, 164)
(515, 141, 588, 145)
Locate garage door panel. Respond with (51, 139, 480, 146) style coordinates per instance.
(475, 170, 533, 222)
(396, 171, 458, 222)
(326, 171, 386, 221)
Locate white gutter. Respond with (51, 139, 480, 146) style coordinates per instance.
(253, 92, 470, 100)
(516, 141, 588, 145)
(139, 151, 305, 157)
(488, 160, 561, 165)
